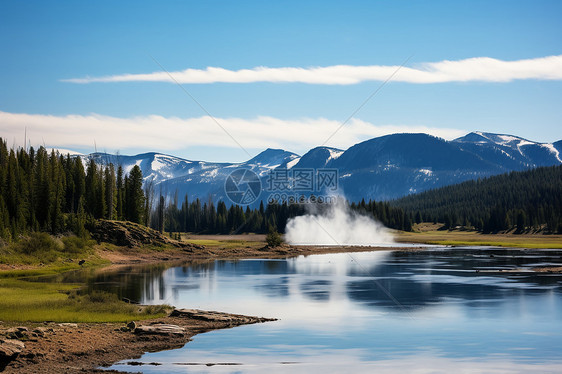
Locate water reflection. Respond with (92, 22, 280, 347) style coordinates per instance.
(73, 247, 562, 373)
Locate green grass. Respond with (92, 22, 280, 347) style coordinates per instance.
(0, 233, 98, 266)
(0, 256, 110, 279)
(185, 239, 222, 246)
(396, 229, 562, 249)
(0, 277, 170, 323)
(184, 239, 260, 249)
(0, 233, 169, 323)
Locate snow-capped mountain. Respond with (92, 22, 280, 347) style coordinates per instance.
(82, 132, 562, 205)
(83, 148, 300, 204)
(290, 146, 343, 169)
(453, 131, 562, 167)
(84, 152, 229, 184)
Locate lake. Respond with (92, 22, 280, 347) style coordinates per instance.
(91, 247, 562, 373)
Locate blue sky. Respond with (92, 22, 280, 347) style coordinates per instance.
(1, 0, 561, 162)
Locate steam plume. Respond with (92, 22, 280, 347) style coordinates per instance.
(284, 200, 394, 246)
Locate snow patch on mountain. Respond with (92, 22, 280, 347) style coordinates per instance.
(151, 158, 165, 171)
(327, 149, 344, 162)
(542, 143, 562, 163)
(496, 134, 519, 144)
(286, 158, 300, 169)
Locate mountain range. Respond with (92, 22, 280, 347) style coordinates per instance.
(83, 131, 562, 205)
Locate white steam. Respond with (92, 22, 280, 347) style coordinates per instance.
(284, 201, 394, 246)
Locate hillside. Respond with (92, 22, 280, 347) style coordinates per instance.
(392, 165, 562, 233)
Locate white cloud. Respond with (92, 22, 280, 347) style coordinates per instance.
(0, 111, 466, 158)
(63, 55, 562, 85)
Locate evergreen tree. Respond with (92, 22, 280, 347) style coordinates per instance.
(116, 165, 124, 220)
(126, 165, 145, 224)
(104, 164, 116, 220)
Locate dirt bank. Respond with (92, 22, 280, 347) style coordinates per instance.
(97, 242, 419, 266)
(2, 309, 276, 373)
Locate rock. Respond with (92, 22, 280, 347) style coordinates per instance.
(87, 219, 204, 249)
(0, 339, 25, 370)
(32, 327, 48, 337)
(170, 309, 277, 324)
(6, 327, 29, 340)
(127, 321, 137, 330)
(134, 324, 186, 336)
(58, 323, 78, 328)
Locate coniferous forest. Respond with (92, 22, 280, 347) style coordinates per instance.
(0, 139, 146, 240)
(1, 138, 560, 242)
(393, 165, 562, 233)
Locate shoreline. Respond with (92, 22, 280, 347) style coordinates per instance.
(1, 243, 421, 373)
(2, 239, 561, 373)
(2, 309, 276, 374)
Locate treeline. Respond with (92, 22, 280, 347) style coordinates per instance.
(0, 139, 146, 240)
(392, 165, 562, 233)
(150, 198, 302, 234)
(153, 196, 412, 235)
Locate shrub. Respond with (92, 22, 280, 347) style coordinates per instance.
(85, 290, 120, 303)
(62, 235, 94, 254)
(15, 232, 61, 255)
(266, 227, 282, 247)
(11, 232, 61, 262)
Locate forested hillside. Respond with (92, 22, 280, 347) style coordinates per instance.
(0, 139, 146, 240)
(393, 165, 562, 233)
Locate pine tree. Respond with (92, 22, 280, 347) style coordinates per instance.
(48, 150, 65, 233)
(126, 165, 145, 224)
(157, 195, 165, 233)
(116, 165, 124, 220)
(104, 164, 116, 220)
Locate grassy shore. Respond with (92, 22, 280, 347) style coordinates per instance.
(0, 276, 169, 323)
(395, 224, 562, 249)
(0, 233, 174, 323)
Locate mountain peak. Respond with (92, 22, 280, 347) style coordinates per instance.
(245, 148, 300, 167)
(454, 132, 533, 147)
(292, 146, 344, 169)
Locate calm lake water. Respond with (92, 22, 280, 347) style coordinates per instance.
(87, 247, 562, 373)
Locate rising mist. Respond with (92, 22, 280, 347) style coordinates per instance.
(284, 200, 394, 246)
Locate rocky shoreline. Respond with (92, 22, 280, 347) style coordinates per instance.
(1, 308, 276, 373)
